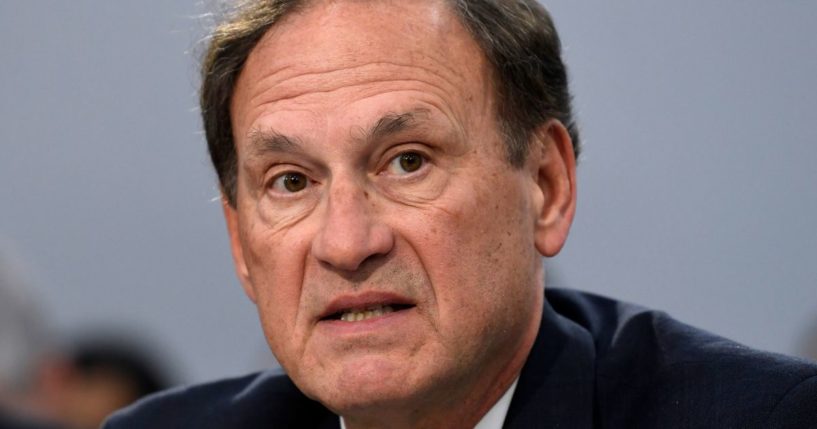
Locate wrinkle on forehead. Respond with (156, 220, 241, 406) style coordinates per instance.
(247, 63, 461, 113)
(231, 0, 494, 137)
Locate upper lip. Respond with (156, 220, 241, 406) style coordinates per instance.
(318, 291, 416, 321)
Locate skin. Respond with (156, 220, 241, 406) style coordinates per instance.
(224, 1, 577, 427)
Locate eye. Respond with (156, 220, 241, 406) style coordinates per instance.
(271, 172, 309, 193)
(387, 152, 425, 175)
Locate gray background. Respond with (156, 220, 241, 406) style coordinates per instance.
(2, 1, 815, 384)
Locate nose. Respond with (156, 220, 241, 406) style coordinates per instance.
(311, 181, 394, 272)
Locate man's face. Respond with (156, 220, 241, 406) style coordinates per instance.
(225, 0, 573, 418)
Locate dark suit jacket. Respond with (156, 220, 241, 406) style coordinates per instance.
(103, 289, 817, 428)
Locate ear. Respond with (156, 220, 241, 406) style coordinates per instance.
(222, 196, 257, 303)
(529, 120, 577, 257)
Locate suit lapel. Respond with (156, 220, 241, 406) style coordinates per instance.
(503, 296, 596, 428)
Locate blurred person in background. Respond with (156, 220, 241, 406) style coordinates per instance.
(33, 336, 172, 429)
(798, 316, 817, 363)
(0, 253, 171, 429)
(0, 251, 61, 429)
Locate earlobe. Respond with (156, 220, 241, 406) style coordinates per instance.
(530, 120, 577, 257)
(222, 197, 257, 303)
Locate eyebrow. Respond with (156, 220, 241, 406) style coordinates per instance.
(246, 129, 303, 158)
(245, 107, 433, 158)
(365, 108, 431, 144)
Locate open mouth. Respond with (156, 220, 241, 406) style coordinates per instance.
(322, 303, 415, 322)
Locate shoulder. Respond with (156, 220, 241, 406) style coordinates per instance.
(102, 370, 336, 429)
(546, 288, 817, 427)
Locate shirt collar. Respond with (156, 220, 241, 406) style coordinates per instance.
(339, 377, 519, 429)
(474, 377, 519, 429)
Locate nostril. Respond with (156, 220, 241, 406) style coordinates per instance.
(358, 253, 382, 270)
(312, 223, 394, 272)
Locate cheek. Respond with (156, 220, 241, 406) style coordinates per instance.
(408, 173, 537, 312)
(241, 220, 312, 359)
(242, 210, 311, 296)
(439, 174, 532, 259)
(399, 183, 538, 372)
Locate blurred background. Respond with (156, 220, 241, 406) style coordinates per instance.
(1, 1, 816, 426)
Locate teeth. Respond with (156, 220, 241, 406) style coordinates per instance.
(339, 305, 394, 322)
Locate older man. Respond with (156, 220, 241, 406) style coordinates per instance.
(105, 0, 816, 427)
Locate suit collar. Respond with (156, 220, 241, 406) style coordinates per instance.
(503, 296, 597, 428)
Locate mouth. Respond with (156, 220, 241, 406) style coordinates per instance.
(323, 303, 415, 322)
(319, 293, 416, 323)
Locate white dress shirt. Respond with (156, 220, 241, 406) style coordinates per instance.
(339, 378, 519, 429)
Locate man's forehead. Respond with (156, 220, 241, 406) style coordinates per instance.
(231, 0, 493, 146)
(238, 0, 481, 89)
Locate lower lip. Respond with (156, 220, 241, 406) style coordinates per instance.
(318, 307, 416, 336)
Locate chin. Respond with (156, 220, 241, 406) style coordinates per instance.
(305, 355, 426, 413)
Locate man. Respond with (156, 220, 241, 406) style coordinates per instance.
(105, 0, 817, 427)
